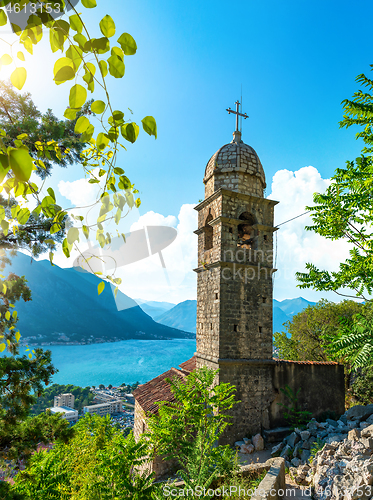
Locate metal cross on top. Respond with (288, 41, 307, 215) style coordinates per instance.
(226, 100, 248, 132)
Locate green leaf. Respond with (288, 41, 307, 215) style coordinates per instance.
(117, 33, 137, 55)
(92, 37, 110, 54)
(107, 55, 125, 78)
(0, 344, 5, 353)
(0, 9, 7, 26)
(91, 100, 106, 114)
(12, 310, 17, 320)
(74, 116, 90, 134)
(67, 227, 80, 244)
(69, 84, 87, 108)
(50, 223, 60, 234)
(98, 60, 108, 77)
(96, 132, 110, 150)
(69, 14, 83, 33)
(15, 331, 20, 343)
(53, 57, 75, 85)
(99, 15, 115, 38)
(9, 149, 33, 182)
(98, 281, 105, 295)
(64, 108, 78, 120)
(18, 208, 30, 224)
(17, 51, 25, 61)
(66, 44, 83, 72)
(47, 187, 56, 201)
(10, 67, 27, 90)
(28, 353, 32, 359)
(121, 122, 139, 143)
(5, 311, 10, 321)
(62, 238, 71, 258)
(82, 225, 89, 239)
(49, 251, 54, 265)
(141, 116, 157, 139)
(81, 0, 97, 7)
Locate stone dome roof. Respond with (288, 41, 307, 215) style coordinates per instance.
(203, 131, 266, 189)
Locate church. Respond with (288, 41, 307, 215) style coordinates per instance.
(133, 102, 345, 477)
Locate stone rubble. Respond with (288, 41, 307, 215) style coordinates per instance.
(235, 433, 265, 454)
(272, 403, 373, 498)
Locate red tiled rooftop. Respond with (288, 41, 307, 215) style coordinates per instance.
(275, 358, 339, 366)
(133, 367, 187, 415)
(178, 356, 196, 373)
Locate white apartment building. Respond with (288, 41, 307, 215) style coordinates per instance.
(83, 400, 122, 417)
(54, 393, 75, 408)
(49, 406, 79, 423)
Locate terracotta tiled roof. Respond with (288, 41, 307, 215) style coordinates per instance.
(275, 359, 339, 366)
(133, 367, 187, 415)
(178, 356, 196, 373)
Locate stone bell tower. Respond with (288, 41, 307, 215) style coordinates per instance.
(194, 101, 278, 443)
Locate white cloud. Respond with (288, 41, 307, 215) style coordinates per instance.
(268, 166, 353, 302)
(46, 165, 358, 306)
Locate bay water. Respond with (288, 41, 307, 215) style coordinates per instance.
(19, 339, 196, 388)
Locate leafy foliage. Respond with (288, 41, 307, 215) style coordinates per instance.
(330, 311, 373, 369)
(31, 383, 94, 416)
(274, 299, 361, 362)
(296, 66, 373, 300)
(350, 367, 373, 405)
(147, 367, 238, 491)
(12, 413, 160, 499)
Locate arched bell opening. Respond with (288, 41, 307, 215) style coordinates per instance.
(204, 213, 214, 251)
(237, 212, 256, 250)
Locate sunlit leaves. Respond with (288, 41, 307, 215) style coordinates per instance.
(0, 9, 7, 26)
(141, 116, 157, 139)
(62, 238, 72, 258)
(98, 60, 108, 77)
(17, 51, 25, 61)
(91, 100, 105, 114)
(74, 116, 90, 134)
(53, 57, 75, 85)
(100, 15, 115, 38)
(0, 54, 12, 65)
(69, 84, 87, 109)
(67, 227, 79, 244)
(117, 32, 137, 55)
(9, 149, 33, 181)
(69, 14, 83, 33)
(0, 344, 5, 353)
(97, 281, 105, 295)
(15, 331, 21, 343)
(11, 66, 27, 90)
(96, 133, 110, 150)
(66, 44, 83, 72)
(121, 123, 139, 143)
(108, 54, 125, 78)
(81, 0, 97, 8)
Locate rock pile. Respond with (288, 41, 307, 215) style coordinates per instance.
(277, 403, 373, 497)
(235, 433, 265, 454)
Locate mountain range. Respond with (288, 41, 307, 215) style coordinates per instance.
(139, 297, 317, 334)
(4, 253, 193, 345)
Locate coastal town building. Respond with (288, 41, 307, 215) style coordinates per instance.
(83, 400, 122, 416)
(49, 406, 79, 423)
(133, 102, 345, 477)
(54, 393, 75, 408)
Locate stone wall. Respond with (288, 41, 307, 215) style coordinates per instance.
(270, 360, 345, 427)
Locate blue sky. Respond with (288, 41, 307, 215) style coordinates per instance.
(1, 0, 372, 303)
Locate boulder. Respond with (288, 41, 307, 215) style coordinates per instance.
(345, 404, 373, 421)
(252, 433, 264, 451)
(365, 414, 373, 426)
(300, 430, 311, 441)
(325, 434, 345, 444)
(291, 457, 301, 467)
(348, 428, 361, 441)
(339, 414, 348, 425)
(263, 427, 292, 443)
(293, 442, 302, 458)
(243, 437, 251, 445)
(271, 442, 284, 457)
(240, 444, 254, 454)
(326, 418, 338, 428)
(286, 431, 300, 448)
(280, 444, 292, 459)
(361, 425, 373, 438)
(300, 449, 311, 463)
(235, 440, 245, 447)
